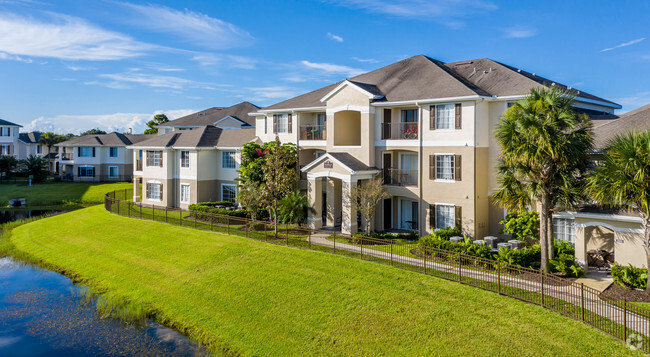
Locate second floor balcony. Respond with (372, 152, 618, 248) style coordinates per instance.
(300, 124, 326, 141)
(60, 153, 74, 161)
(383, 168, 418, 186)
(382, 122, 418, 140)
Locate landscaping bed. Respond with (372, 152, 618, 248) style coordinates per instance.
(601, 283, 650, 304)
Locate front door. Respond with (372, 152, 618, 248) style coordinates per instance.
(383, 198, 392, 230)
(322, 191, 327, 225)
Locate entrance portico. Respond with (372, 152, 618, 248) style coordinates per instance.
(302, 153, 380, 235)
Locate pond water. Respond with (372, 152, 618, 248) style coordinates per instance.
(0, 256, 208, 356)
(0, 210, 53, 224)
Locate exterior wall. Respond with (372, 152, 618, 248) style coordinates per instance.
(0, 126, 20, 157)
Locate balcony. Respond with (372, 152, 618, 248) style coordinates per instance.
(381, 122, 418, 140)
(60, 153, 73, 161)
(300, 125, 326, 141)
(383, 168, 418, 186)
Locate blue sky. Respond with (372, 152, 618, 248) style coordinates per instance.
(0, 0, 649, 134)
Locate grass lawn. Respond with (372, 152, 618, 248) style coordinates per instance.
(3, 206, 640, 356)
(0, 182, 132, 207)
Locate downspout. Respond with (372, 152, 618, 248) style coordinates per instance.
(294, 110, 300, 191)
(417, 101, 424, 237)
(474, 101, 478, 239)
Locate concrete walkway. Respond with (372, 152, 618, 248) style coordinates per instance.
(309, 233, 650, 338)
(575, 270, 613, 293)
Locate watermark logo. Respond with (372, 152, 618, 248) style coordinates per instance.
(626, 333, 644, 351)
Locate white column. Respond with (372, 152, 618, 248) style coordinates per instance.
(307, 178, 322, 229)
(341, 179, 358, 235)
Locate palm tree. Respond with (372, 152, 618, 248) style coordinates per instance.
(491, 87, 593, 272)
(38, 132, 66, 171)
(278, 190, 315, 226)
(587, 131, 650, 291)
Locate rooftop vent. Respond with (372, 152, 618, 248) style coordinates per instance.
(532, 73, 536, 76)
(517, 69, 521, 73)
(489, 67, 492, 72)
(473, 67, 476, 73)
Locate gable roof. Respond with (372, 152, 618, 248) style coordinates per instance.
(159, 102, 260, 128)
(445, 58, 620, 107)
(56, 132, 148, 147)
(301, 152, 379, 174)
(593, 104, 650, 149)
(263, 55, 486, 111)
(0, 119, 22, 127)
(129, 126, 256, 149)
(261, 55, 619, 112)
(18, 132, 41, 144)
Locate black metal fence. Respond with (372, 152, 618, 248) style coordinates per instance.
(105, 188, 650, 352)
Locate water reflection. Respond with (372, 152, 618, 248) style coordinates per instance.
(0, 257, 208, 356)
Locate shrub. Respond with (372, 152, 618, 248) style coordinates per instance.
(550, 253, 584, 277)
(611, 264, 647, 290)
(495, 245, 541, 270)
(188, 202, 268, 221)
(554, 239, 575, 257)
(499, 211, 540, 240)
(356, 231, 419, 241)
(430, 227, 463, 240)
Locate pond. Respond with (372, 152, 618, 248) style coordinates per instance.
(0, 210, 53, 224)
(0, 256, 208, 356)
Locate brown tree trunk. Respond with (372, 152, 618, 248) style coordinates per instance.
(547, 213, 555, 261)
(539, 193, 550, 273)
(644, 217, 650, 293)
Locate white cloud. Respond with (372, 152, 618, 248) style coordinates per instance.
(245, 86, 301, 102)
(191, 54, 257, 69)
(0, 13, 149, 61)
(327, 32, 344, 42)
(327, 0, 496, 28)
(601, 38, 645, 52)
(23, 109, 197, 135)
(613, 91, 650, 113)
(502, 26, 538, 39)
(87, 72, 226, 91)
(352, 56, 379, 63)
(0, 51, 32, 63)
(120, 2, 254, 50)
(300, 60, 365, 77)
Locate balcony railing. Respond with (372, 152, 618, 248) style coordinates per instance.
(381, 122, 418, 140)
(383, 168, 418, 186)
(300, 125, 326, 141)
(60, 153, 73, 161)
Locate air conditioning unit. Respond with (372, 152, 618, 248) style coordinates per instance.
(473, 240, 485, 246)
(450, 236, 463, 243)
(483, 236, 498, 249)
(497, 242, 512, 251)
(508, 240, 523, 249)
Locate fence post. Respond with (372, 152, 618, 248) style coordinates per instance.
(194, 212, 197, 229)
(152, 205, 155, 221)
(580, 283, 585, 322)
(308, 230, 311, 250)
(457, 252, 461, 282)
(539, 269, 544, 306)
(165, 206, 168, 223)
(127, 201, 130, 218)
(360, 235, 363, 259)
(180, 210, 183, 226)
(139, 204, 142, 219)
(423, 246, 427, 274)
(285, 223, 289, 246)
(623, 298, 627, 341)
(497, 264, 501, 294)
(117, 199, 120, 215)
(333, 231, 336, 254)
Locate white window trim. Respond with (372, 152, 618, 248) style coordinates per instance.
(79, 165, 95, 178)
(108, 165, 119, 178)
(221, 183, 237, 203)
(79, 147, 93, 157)
(109, 147, 119, 158)
(434, 203, 455, 230)
(276, 113, 289, 134)
(434, 153, 455, 181)
(180, 150, 190, 169)
(435, 103, 455, 130)
(222, 151, 236, 169)
(180, 183, 191, 204)
(146, 180, 162, 201)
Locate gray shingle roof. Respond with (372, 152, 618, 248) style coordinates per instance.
(18, 132, 41, 144)
(159, 102, 259, 128)
(129, 126, 256, 148)
(328, 152, 378, 172)
(261, 55, 619, 111)
(593, 104, 650, 149)
(57, 132, 147, 146)
(0, 119, 22, 127)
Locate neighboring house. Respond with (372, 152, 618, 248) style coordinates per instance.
(252, 55, 621, 242)
(129, 126, 255, 209)
(157, 102, 259, 134)
(555, 104, 650, 268)
(56, 132, 147, 182)
(0, 119, 22, 157)
(16, 132, 58, 172)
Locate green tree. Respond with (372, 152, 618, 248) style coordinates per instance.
(260, 137, 298, 237)
(21, 155, 48, 183)
(0, 155, 18, 176)
(279, 190, 315, 225)
(238, 141, 271, 184)
(237, 181, 264, 222)
(491, 87, 593, 272)
(499, 211, 540, 241)
(38, 132, 67, 169)
(144, 114, 169, 134)
(587, 131, 650, 291)
(350, 178, 389, 234)
(79, 128, 107, 136)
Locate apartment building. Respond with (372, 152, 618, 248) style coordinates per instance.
(129, 126, 255, 209)
(253, 55, 621, 239)
(157, 102, 259, 134)
(0, 119, 22, 157)
(56, 132, 147, 181)
(16, 132, 59, 172)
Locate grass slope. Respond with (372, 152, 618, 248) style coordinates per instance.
(5, 206, 639, 356)
(0, 182, 131, 206)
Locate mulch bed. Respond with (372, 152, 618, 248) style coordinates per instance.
(600, 283, 650, 303)
(410, 248, 575, 286)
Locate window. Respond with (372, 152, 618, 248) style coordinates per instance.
(79, 147, 93, 157)
(79, 166, 94, 178)
(180, 151, 190, 168)
(146, 182, 162, 200)
(222, 151, 236, 169)
(435, 205, 455, 229)
(553, 218, 575, 244)
(222, 184, 237, 204)
(109, 147, 118, 157)
(436, 155, 454, 180)
(37, 145, 42, 154)
(1, 127, 10, 136)
(1, 145, 9, 155)
(435, 104, 454, 129)
(146, 151, 162, 167)
(276, 113, 289, 133)
(317, 113, 326, 126)
(401, 109, 418, 123)
(507, 102, 516, 109)
(108, 166, 118, 178)
(180, 184, 190, 204)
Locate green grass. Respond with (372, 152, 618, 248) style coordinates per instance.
(0, 182, 132, 207)
(3, 206, 641, 356)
